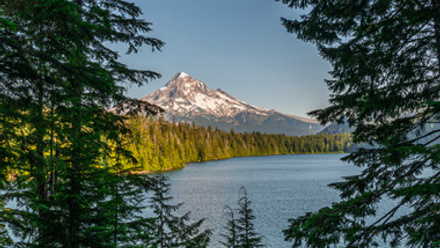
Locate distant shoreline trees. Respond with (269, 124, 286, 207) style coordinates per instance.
(120, 115, 352, 172)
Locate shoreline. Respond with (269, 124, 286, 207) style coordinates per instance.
(7, 153, 348, 180)
(134, 151, 347, 174)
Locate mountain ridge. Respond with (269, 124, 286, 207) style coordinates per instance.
(141, 72, 323, 136)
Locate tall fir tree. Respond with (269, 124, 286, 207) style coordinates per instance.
(221, 187, 265, 248)
(220, 206, 240, 248)
(146, 174, 211, 248)
(236, 187, 265, 248)
(1, 0, 163, 247)
(277, 0, 440, 247)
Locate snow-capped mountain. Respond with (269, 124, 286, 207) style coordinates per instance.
(142, 72, 271, 117)
(142, 72, 324, 136)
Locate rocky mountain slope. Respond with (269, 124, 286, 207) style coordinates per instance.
(142, 72, 324, 136)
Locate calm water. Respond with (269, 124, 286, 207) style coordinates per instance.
(5, 153, 407, 247)
(165, 153, 361, 248)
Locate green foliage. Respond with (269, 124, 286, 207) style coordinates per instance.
(146, 174, 211, 248)
(277, 0, 440, 247)
(220, 206, 240, 248)
(1, 0, 164, 247)
(236, 187, 265, 248)
(0, 199, 12, 247)
(123, 115, 352, 172)
(221, 187, 265, 248)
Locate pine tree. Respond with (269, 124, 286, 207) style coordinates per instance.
(220, 206, 240, 248)
(1, 0, 163, 247)
(218, 187, 265, 248)
(277, 0, 440, 247)
(147, 174, 211, 248)
(236, 187, 265, 248)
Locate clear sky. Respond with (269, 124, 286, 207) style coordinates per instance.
(119, 0, 332, 118)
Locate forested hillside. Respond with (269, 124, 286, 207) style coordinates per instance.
(122, 116, 352, 172)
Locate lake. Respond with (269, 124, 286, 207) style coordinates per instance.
(4, 153, 407, 247)
(165, 153, 361, 248)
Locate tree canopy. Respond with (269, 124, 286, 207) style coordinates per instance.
(1, 0, 164, 247)
(277, 0, 440, 247)
(221, 187, 265, 248)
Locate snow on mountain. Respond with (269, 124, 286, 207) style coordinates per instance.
(142, 72, 272, 117)
(141, 72, 323, 136)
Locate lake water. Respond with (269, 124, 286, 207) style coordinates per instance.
(4, 153, 408, 247)
(165, 153, 361, 248)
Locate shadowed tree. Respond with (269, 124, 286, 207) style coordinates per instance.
(147, 174, 211, 248)
(220, 205, 240, 248)
(0, 0, 163, 247)
(277, 0, 440, 247)
(221, 187, 265, 248)
(236, 187, 265, 248)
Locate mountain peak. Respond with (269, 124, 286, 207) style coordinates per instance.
(172, 72, 191, 80)
(143, 72, 270, 117)
(166, 72, 205, 88)
(178, 72, 190, 78)
(141, 72, 322, 135)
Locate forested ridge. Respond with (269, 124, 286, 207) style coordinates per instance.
(2, 113, 351, 177)
(122, 116, 352, 172)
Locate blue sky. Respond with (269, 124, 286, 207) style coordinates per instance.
(119, 0, 332, 118)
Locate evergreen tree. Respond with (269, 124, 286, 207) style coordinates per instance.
(1, 0, 163, 247)
(236, 187, 265, 248)
(147, 174, 211, 248)
(277, 0, 440, 247)
(220, 206, 240, 248)
(218, 187, 265, 248)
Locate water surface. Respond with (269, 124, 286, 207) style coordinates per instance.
(166, 154, 359, 247)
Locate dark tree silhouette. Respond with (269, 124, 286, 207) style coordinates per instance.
(236, 187, 265, 248)
(147, 174, 211, 248)
(0, 0, 163, 247)
(221, 187, 265, 248)
(220, 206, 240, 248)
(277, 0, 440, 247)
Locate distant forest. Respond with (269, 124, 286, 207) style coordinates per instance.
(120, 116, 352, 172)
